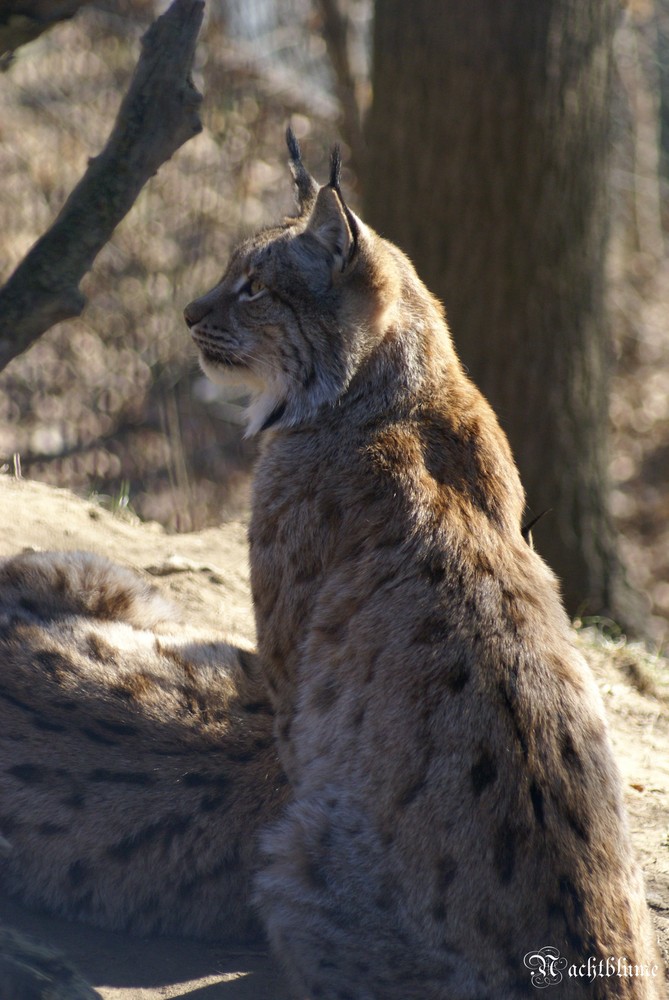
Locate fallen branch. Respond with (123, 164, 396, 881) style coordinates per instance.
(0, 0, 204, 372)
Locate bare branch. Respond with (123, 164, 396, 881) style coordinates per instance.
(314, 0, 365, 174)
(0, 0, 205, 373)
(0, 0, 90, 65)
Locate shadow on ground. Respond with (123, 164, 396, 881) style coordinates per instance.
(0, 895, 289, 1000)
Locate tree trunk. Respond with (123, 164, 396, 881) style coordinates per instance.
(655, 0, 669, 200)
(365, 0, 638, 626)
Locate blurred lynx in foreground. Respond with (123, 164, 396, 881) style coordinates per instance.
(0, 549, 287, 941)
(185, 130, 664, 998)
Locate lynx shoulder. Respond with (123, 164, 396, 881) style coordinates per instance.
(186, 131, 664, 998)
(0, 549, 286, 942)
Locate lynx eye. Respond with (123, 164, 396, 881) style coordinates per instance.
(240, 276, 266, 300)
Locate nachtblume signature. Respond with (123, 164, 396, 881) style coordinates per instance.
(524, 947, 659, 988)
(524, 947, 567, 987)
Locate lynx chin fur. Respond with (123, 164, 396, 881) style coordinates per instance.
(185, 129, 664, 999)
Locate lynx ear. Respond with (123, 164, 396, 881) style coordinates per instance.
(305, 186, 354, 272)
(286, 126, 318, 216)
(305, 145, 358, 273)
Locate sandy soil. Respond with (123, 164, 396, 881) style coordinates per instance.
(0, 473, 667, 998)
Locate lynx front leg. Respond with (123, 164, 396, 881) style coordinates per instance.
(255, 792, 463, 1000)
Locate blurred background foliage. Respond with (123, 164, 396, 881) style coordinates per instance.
(0, 0, 668, 643)
(0, 0, 358, 527)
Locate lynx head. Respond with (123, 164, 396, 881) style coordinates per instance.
(184, 128, 408, 436)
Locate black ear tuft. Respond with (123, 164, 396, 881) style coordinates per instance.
(286, 125, 318, 216)
(329, 144, 342, 191)
(326, 143, 358, 265)
(286, 125, 302, 165)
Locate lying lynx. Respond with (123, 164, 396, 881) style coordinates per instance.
(185, 131, 664, 998)
(0, 549, 286, 941)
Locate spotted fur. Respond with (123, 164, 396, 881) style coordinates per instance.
(187, 132, 664, 998)
(0, 550, 287, 942)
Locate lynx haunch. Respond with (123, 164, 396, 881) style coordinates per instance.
(184, 130, 664, 998)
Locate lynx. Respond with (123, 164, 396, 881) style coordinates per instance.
(0, 549, 286, 942)
(184, 130, 664, 998)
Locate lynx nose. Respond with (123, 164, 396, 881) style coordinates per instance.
(184, 299, 209, 329)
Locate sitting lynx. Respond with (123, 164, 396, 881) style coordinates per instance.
(185, 131, 664, 998)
